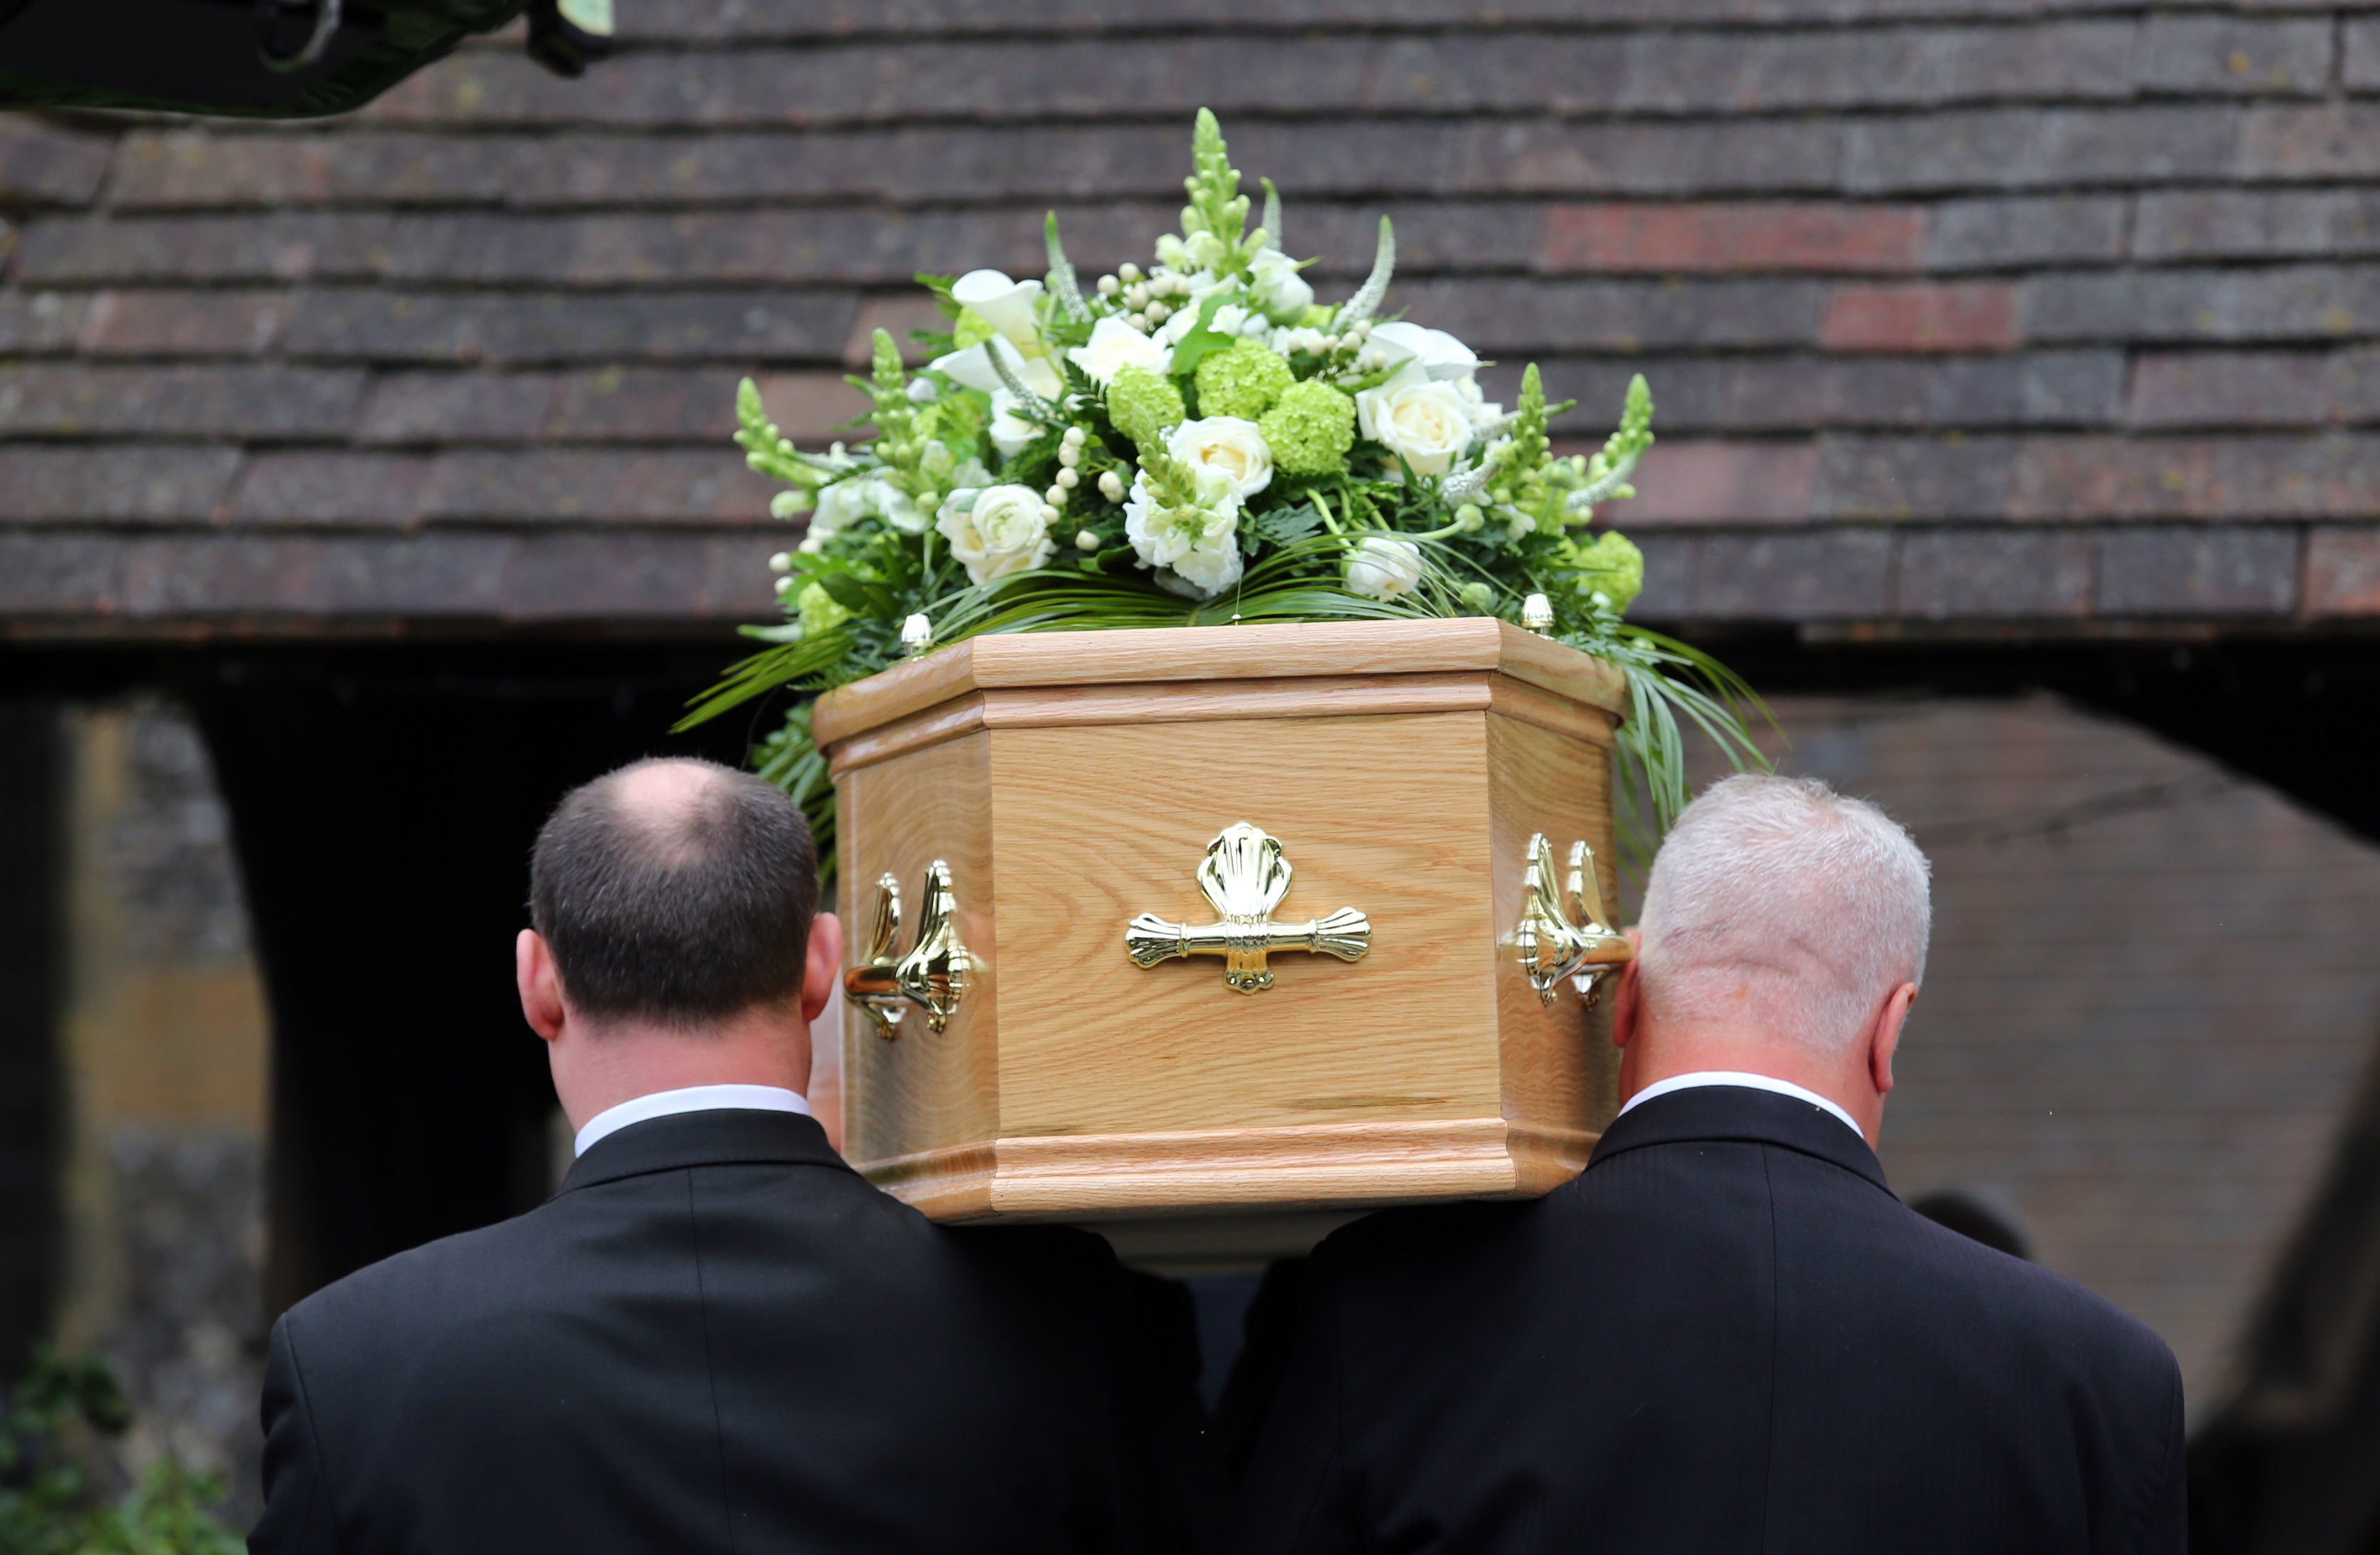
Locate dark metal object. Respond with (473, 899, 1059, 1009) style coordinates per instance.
(0, 0, 602, 117)
(524, 0, 610, 77)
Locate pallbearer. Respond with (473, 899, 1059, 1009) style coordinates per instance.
(251, 759, 1203, 1555)
(1230, 776, 2187, 1554)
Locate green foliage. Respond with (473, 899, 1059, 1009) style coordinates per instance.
(1162, 293, 1240, 384)
(1192, 338, 1295, 421)
(754, 703, 837, 893)
(0, 1348, 242, 1555)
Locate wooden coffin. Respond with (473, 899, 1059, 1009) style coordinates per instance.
(813, 616, 1629, 1269)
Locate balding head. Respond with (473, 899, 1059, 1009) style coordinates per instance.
(1637, 774, 1931, 1053)
(529, 756, 819, 1027)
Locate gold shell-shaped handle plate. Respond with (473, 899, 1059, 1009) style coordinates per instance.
(844, 860, 973, 1040)
(1125, 822, 1371, 995)
(1514, 833, 1633, 1006)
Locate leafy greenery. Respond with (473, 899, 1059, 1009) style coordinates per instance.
(687, 111, 1769, 867)
(0, 1348, 242, 1555)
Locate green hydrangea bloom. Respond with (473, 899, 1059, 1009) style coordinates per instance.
(1107, 365, 1186, 451)
(796, 581, 851, 636)
(1194, 339, 1296, 420)
(1256, 380, 1356, 477)
(1297, 304, 1335, 328)
(952, 309, 998, 349)
(1565, 530, 1644, 614)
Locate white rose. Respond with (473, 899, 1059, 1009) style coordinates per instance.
(1356, 373, 1476, 477)
(1167, 416, 1273, 499)
(1123, 466, 1245, 598)
(1066, 316, 1173, 384)
(937, 483, 1055, 585)
(950, 270, 1045, 351)
(930, 337, 1063, 400)
(1345, 536, 1425, 602)
(1368, 322, 1480, 382)
(1248, 248, 1315, 324)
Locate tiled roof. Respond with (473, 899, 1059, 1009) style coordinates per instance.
(2, 1, 2378, 630)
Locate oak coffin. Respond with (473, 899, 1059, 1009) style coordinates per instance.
(813, 617, 1628, 1268)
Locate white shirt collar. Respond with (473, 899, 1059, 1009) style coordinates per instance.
(1618, 1070, 1866, 1143)
(572, 1084, 811, 1159)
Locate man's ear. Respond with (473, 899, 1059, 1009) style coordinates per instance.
(1869, 981, 1917, 1097)
(1609, 928, 1644, 1050)
(801, 912, 845, 1025)
(517, 930, 568, 1045)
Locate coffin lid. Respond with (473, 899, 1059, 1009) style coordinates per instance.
(811, 617, 1631, 749)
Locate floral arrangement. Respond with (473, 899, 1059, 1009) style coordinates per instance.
(684, 111, 1761, 876)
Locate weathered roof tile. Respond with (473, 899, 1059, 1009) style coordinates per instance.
(4, 0, 2377, 642)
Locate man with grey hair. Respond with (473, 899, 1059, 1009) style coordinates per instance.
(1233, 773, 2184, 1554)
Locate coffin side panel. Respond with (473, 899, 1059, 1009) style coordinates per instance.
(838, 729, 999, 1182)
(1488, 707, 1622, 1190)
(986, 709, 1503, 1139)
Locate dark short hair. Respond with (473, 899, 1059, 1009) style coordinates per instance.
(529, 757, 819, 1025)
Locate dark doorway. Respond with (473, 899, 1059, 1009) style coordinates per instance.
(177, 643, 759, 1312)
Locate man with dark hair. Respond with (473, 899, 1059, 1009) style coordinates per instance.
(250, 757, 1195, 1554)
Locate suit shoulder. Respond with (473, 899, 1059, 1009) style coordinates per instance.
(1887, 1199, 2178, 1385)
(1314, 1198, 1535, 1278)
(938, 1219, 1126, 1293)
(281, 1204, 555, 1349)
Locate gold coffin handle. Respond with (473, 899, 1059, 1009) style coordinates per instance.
(844, 859, 972, 1040)
(1514, 832, 1632, 1007)
(1125, 822, 1371, 995)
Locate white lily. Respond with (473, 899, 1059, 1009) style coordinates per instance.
(930, 337, 1063, 401)
(1368, 322, 1480, 383)
(950, 270, 1046, 351)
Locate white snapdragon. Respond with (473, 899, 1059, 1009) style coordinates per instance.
(1166, 416, 1273, 499)
(807, 476, 922, 540)
(1066, 316, 1173, 384)
(1356, 366, 1475, 477)
(1247, 248, 1315, 324)
(986, 391, 1043, 460)
(937, 483, 1056, 585)
(1345, 536, 1426, 602)
(1124, 465, 1245, 598)
(950, 270, 1046, 351)
(1455, 374, 1505, 432)
(872, 479, 926, 535)
(808, 476, 871, 541)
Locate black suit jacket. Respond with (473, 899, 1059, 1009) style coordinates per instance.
(249, 1109, 1195, 1554)
(1231, 1085, 2185, 1555)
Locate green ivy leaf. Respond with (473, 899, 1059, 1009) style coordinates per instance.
(1165, 293, 1238, 383)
